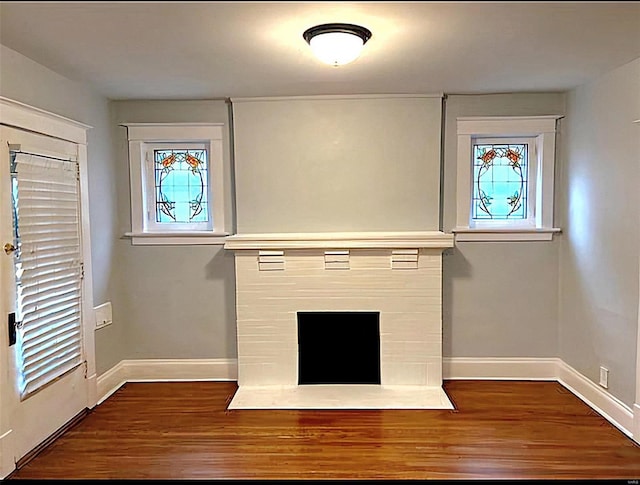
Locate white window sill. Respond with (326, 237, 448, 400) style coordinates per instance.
(451, 227, 561, 242)
(124, 231, 229, 246)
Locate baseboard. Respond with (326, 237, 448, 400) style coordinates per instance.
(124, 358, 238, 382)
(556, 360, 634, 438)
(95, 356, 634, 440)
(443, 357, 559, 380)
(96, 358, 237, 404)
(96, 361, 127, 405)
(444, 357, 634, 439)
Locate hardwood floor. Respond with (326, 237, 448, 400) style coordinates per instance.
(8, 380, 640, 480)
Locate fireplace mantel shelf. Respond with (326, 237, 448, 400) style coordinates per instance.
(224, 231, 454, 250)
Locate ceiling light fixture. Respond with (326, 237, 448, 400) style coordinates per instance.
(303, 23, 372, 67)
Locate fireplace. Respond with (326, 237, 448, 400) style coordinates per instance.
(224, 231, 455, 409)
(297, 311, 381, 385)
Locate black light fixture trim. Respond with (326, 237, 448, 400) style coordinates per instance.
(303, 23, 372, 45)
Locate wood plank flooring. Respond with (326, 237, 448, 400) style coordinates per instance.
(8, 380, 640, 479)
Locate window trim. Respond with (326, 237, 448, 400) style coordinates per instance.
(124, 123, 228, 245)
(453, 115, 562, 242)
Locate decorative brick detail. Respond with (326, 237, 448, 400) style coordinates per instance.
(257, 250, 284, 271)
(391, 249, 419, 269)
(324, 250, 349, 270)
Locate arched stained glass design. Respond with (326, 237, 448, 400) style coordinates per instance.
(472, 143, 528, 220)
(154, 149, 209, 223)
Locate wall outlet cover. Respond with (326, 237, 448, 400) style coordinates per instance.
(599, 366, 609, 389)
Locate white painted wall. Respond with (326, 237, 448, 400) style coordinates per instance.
(560, 58, 640, 407)
(442, 93, 566, 358)
(232, 95, 443, 233)
(0, 44, 121, 374)
(111, 100, 237, 362)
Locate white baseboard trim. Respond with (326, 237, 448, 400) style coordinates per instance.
(96, 358, 237, 404)
(125, 358, 238, 382)
(95, 356, 635, 441)
(443, 357, 559, 380)
(556, 360, 634, 439)
(96, 361, 127, 405)
(444, 357, 634, 439)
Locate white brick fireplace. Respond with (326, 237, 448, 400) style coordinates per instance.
(224, 231, 454, 409)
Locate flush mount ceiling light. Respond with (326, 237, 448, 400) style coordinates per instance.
(303, 23, 372, 67)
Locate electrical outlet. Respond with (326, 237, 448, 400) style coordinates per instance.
(94, 302, 113, 329)
(599, 366, 609, 389)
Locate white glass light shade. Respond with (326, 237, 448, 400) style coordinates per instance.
(309, 32, 365, 66)
(303, 23, 372, 67)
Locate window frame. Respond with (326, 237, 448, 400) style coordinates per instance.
(454, 116, 562, 242)
(125, 123, 228, 246)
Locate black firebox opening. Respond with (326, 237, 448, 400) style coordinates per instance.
(297, 311, 381, 385)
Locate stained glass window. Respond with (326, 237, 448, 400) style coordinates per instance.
(472, 143, 528, 220)
(154, 149, 209, 223)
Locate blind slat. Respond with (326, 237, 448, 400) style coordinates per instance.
(18, 210, 77, 218)
(18, 208, 78, 217)
(17, 189, 77, 199)
(20, 197, 78, 209)
(16, 156, 76, 169)
(18, 241, 80, 254)
(16, 220, 78, 229)
(16, 178, 79, 189)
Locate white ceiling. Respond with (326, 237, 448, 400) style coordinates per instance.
(1, 2, 639, 100)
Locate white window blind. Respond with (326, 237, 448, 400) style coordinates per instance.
(13, 152, 83, 397)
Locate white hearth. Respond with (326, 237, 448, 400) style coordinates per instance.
(224, 231, 455, 409)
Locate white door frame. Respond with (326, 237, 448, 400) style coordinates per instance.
(0, 96, 97, 478)
(635, 118, 640, 444)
